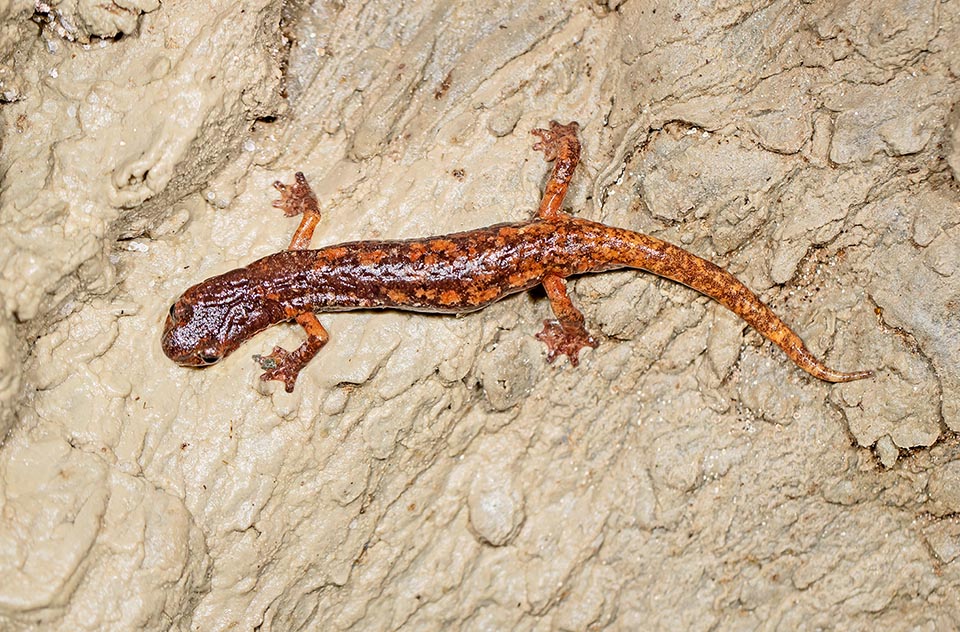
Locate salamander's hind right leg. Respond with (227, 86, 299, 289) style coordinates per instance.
(273, 171, 322, 250)
(536, 274, 598, 366)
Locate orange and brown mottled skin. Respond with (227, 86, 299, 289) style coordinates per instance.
(532, 121, 580, 220)
(161, 122, 872, 392)
(528, 121, 599, 362)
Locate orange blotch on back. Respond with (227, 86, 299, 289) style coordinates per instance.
(468, 286, 502, 305)
(386, 289, 408, 303)
(507, 273, 526, 286)
(359, 249, 387, 265)
(407, 243, 427, 262)
(429, 239, 459, 254)
(317, 247, 349, 268)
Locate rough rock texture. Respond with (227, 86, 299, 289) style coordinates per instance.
(0, 0, 35, 103)
(1, 0, 959, 630)
(33, 0, 161, 43)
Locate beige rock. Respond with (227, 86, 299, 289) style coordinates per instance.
(1, 0, 958, 630)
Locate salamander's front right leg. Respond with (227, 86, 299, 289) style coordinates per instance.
(254, 313, 329, 392)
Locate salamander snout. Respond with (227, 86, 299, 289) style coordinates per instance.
(161, 298, 226, 367)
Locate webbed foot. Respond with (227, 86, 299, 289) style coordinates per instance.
(531, 121, 580, 162)
(254, 346, 300, 393)
(273, 171, 320, 218)
(536, 319, 598, 367)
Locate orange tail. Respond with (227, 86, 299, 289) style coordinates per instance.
(608, 227, 872, 383)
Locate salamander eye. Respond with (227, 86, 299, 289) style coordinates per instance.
(197, 352, 220, 365)
(169, 302, 193, 323)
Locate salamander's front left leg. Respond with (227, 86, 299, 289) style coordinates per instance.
(531, 121, 581, 220)
(536, 274, 598, 366)
(254, 313, 329, 392)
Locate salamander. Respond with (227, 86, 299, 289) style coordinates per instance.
(162, 121, 872, 392)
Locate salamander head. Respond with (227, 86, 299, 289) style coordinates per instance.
(161, 272, 277, 368)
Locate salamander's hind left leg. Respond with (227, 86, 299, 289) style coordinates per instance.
(254, 313, 329, 392)
(536, 274, 598, 366)
(531, 121, 581, 221)
(273, 171, 322, 250)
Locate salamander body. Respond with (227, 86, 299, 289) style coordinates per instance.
(162, 122, 871, 392)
